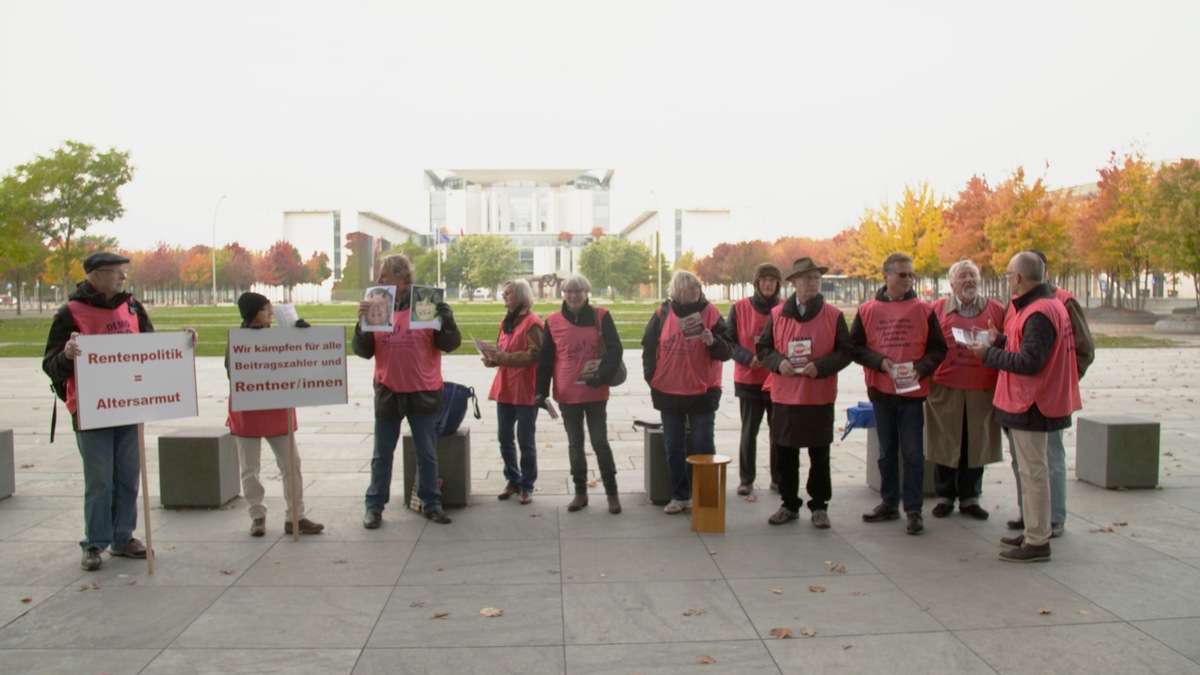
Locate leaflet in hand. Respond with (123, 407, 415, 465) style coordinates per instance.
(471, 334, 496, 356)
(679, 312, 704, 339)
(576, 359, 601, 384)
(890, 361, 920, 394)
(787, 338, 813, 368)
(272, 303, 300, 328)
(952, 326, 989, 348)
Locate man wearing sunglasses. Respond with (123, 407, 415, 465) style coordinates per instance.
(851, 252, 947, 535)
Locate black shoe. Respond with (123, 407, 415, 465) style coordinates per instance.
(906, 512, 924, 535)
(425, 509, 452, 524)
(960, 505, 990, 520)
(81, 548, 103, 571)
(1006, 517, 1025, 530)
(1000, 534, 1024, 549)
(862, 503, 900, 522)
(931, 503, 953, 518)
(363, 510, 382, 529)
(998, 543, 1051, 563)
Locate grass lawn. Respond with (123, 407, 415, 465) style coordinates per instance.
(1, 301, 1178, 358)
(0, 300, 668, 358)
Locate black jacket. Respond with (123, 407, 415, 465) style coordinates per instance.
(983, 283, 1070, 432)
(43, 281, 154, 388)
(849, 287, 948, 405)
(641, 298, 733, 412)
(351, 291, 461, 418)
(757, 293, 854, 380)
(535, 301, 623, 398)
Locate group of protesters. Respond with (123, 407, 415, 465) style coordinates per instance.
(45, 248, 1091, 572)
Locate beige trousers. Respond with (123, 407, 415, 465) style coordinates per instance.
(1010, 429, 1051, 547)
(236, 435, 304, 520)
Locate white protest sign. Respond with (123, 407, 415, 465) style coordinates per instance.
(75, 332, 198, 430)
(227, 326, 348, 412)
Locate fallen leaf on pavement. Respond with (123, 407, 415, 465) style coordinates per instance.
(700, 654, 716, 664)
(745, 494, 758, 502)
(78, 582, 100, 591)
(1090, 527, 1114, 533)
(830, 563, 846, 573)
(841, 643, 853, 650)
(410, 601, 425, 607)
(332, 559, 348, 564)
(431, 611, 449, 620)
(1113, 521, 1128, 527)
(20, 597, 32, 603)
(851, 591, 865, 596)
(480, 607, 503, 617)
(772, 589, 783, 595)
(1038, 609, 1052, 615)
(800, 628, 817, 637)
(20, 464, 34, 469)
(808, 585, 826, 593)
(769, 627, 793, 639)
(587, 481, 598, 487)
(220, 569, 235, 575)
(1079, 610, 1091, 616)
(682, 608, 706, 617)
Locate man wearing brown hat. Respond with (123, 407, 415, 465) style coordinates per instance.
(43, 252, 154, 571)
(756, 257, 853, 528)
(725, 262, 783, 495)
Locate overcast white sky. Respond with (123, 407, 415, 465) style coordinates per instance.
(2, 0, 1197, 252)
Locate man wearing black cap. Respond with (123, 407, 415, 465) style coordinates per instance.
(43, 251, 154, 571)
(725, 262, 783, 495)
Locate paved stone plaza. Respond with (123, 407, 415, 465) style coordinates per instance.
(1, 346, 1198, 674)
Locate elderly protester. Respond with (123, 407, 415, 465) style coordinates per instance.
(924, 260, 1006, 520)
(536, 274, 625, 513)
(642, 270, 733, 515)
(756, 257, 853, 528)
(726, 262, 783, 495)
(483, 278, 543, 505)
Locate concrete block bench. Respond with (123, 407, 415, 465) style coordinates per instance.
(865, 428, 937, 498)
(1, 429, 14, 500)
(1076, 415, 1160, 488)
(403, 429, 470, 508)
(158, 428, 240, 508)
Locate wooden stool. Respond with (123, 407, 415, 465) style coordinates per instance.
(687, 454, 731, 533)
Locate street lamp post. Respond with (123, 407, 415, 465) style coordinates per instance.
(211, 195, 226, 305)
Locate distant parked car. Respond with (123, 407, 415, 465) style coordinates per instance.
(471, 288, 492, 300)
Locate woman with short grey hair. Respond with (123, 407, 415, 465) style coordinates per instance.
(642, 270, 733, 514)
(484, 278, 543, 504)
(536, 273, 625, 513)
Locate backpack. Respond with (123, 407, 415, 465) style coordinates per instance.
(435, 382, 480, 437)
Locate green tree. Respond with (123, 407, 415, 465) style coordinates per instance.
(3, 141, 134, 291)
(1147, 158, 1200, 311)
(381, 241, 437, 285)
(578, 236, 653, 300)
(0, 181, 48, 314)
(442, 234, 521, 300)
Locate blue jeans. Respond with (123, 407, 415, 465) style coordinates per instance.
(1011, 427, 1067, 525)
(366, 414, 441, 514)
(497, 403, 538, 492)
(76, 424, 140, 551)
(661, 409, 715, 501)
(872, 400, 925, 513)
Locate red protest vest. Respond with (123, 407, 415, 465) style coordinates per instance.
(932, 297, 1004, 391)
(373, 310, 443, 393)
(65, 301, 141, 414)
(227, 404, 296, 438)
(488, 311, 543, 406)
(650, 303, 723, 396)
(767, 302, 841, 405)
(732, 297, 772, 386)
(993, 297, 1082, 418)
(857, 297, 934, 398)
(545, 307, 611, 405)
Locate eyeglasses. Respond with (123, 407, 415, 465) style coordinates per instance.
(501, 291, 513, 298)
(890, 272, 916, 279)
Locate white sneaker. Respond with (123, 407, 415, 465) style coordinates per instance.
(664, 499, 691, 514)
